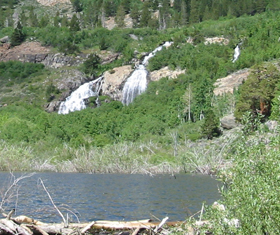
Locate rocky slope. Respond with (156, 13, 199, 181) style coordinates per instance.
(213, 69, 250, 95)
(0, 38, 251, 115)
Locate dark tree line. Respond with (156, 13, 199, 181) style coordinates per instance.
(2, 0, 279, 33)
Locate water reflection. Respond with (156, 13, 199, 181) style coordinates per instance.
(0, 173, 221, 223)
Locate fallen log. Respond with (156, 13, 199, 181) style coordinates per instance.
(0, 215, 183, 235)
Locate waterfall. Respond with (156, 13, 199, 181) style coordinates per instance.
(232, 45, 240, 63)
(122, 41, 172, 105)
(58, 76, 103, 114)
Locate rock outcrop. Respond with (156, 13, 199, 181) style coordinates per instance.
(45, 69, 90, 112)
(36, 0, 70, 6)
(213, 69, 250, 96)
(220, 114, 238, 129)
(101, 65, 134, 101)
(0, 42, 120, 68)
(150, 66, 185, 81)
(0, 42, 50, 62)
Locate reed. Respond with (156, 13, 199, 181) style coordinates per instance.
(0, 130, 239, 174)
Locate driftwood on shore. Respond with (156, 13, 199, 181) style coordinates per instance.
(0, 213, 184, 235)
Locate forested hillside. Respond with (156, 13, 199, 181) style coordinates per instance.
(0, 0, 279, 164)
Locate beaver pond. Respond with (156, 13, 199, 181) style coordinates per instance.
(0, 172, 221, 223)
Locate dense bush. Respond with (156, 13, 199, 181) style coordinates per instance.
(201, 134, 280, 234)
(0, 61, 44, 85)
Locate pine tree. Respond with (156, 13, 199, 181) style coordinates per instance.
(83, 2, 100, 29)
(71, 0, 83, 12)
(61, 15, 69, 27)
(180, 0, 188, 26)
(189, 0, 200, 24)
(139, 1, 151, 27)
(121, 0, 131, 14)
(115, 4, 126, 27)
(53, 11, 60, 27)
(159, 0, 170, 30)
(173, 0, 182, 12)
(28, 7, 38, 27)
(83, 53, 101, 76)
(11, 21, 25, 47)
(130, 4, 140, 28)
(201, 109, 221, 140)
(39, 15, 49, 28)
(70, 14, 80, 31)
(20, 10, 28, 27)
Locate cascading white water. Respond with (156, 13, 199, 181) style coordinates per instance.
(232, 45, 240, 63)
(58, 42, 172, 113)
(58, 76, 103, 114)
(122, 41, 172, 105)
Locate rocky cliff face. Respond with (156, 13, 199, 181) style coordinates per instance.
(0, 42, 89, 68)
(45, 69, 90, 112)
(150, 67, 185, 81)
(213, 69, 250, 95)
(102, 65, 134, 101)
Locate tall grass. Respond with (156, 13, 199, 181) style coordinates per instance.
(0, 129, 239, 174)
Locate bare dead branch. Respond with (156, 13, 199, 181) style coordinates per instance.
(38, 178, 67, 226)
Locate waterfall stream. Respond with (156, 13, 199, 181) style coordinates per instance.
(58, 42, 172, 114)
(122, 41, 172, 105)
(232, 45, 241, 63)
(58, 76, 103, 114)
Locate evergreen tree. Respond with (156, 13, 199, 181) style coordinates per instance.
(255, 0, 267, 13)
(115, 4, 126, 27)
(61, 15, 69, 27)
(83, 2, 100, 29)
(159, 0, 170, 30)
(83, 53, 101, 76)
(235, 64, 280, 121)
(130, 4, 140, 28)
(71, 0, 83, 12)
(189, 0, 200, 24)
(173, 0, 182, 12)
(201, 108, 221, 140)
(20, 10, 28, 27)
(120, 0, 131, 14)
(28, 7, 38, 27)
(39, 15, 49, 28)
(53, 11, 60, 27)
(139, 1, 151, 27)
(0, 8, 4, 28)
(203, 5, 212, 21)
(70, 14, 80, 31)
(180, 0, 188, 26)
(11, 21, 25, 47)
(103, 0, 117, 17)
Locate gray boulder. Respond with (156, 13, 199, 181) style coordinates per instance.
(0, 36, 9, 43)
(221, 114, 238, 129)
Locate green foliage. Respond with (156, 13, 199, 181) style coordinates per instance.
(69, 14, 80, 31)
(201, 109, 221, 139)
(10, 22, 25, 47)
(235, 64, 280, 121)
(71, 0, 83, 12)
(0, 61, 44, 85)
(83, 53, 101, 76)
(45, 83, 60, 102)
(204, 136, 280, 233)
(58, 37, 80, 55)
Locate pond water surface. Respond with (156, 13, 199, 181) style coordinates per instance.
(0, 173, 221, 223)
